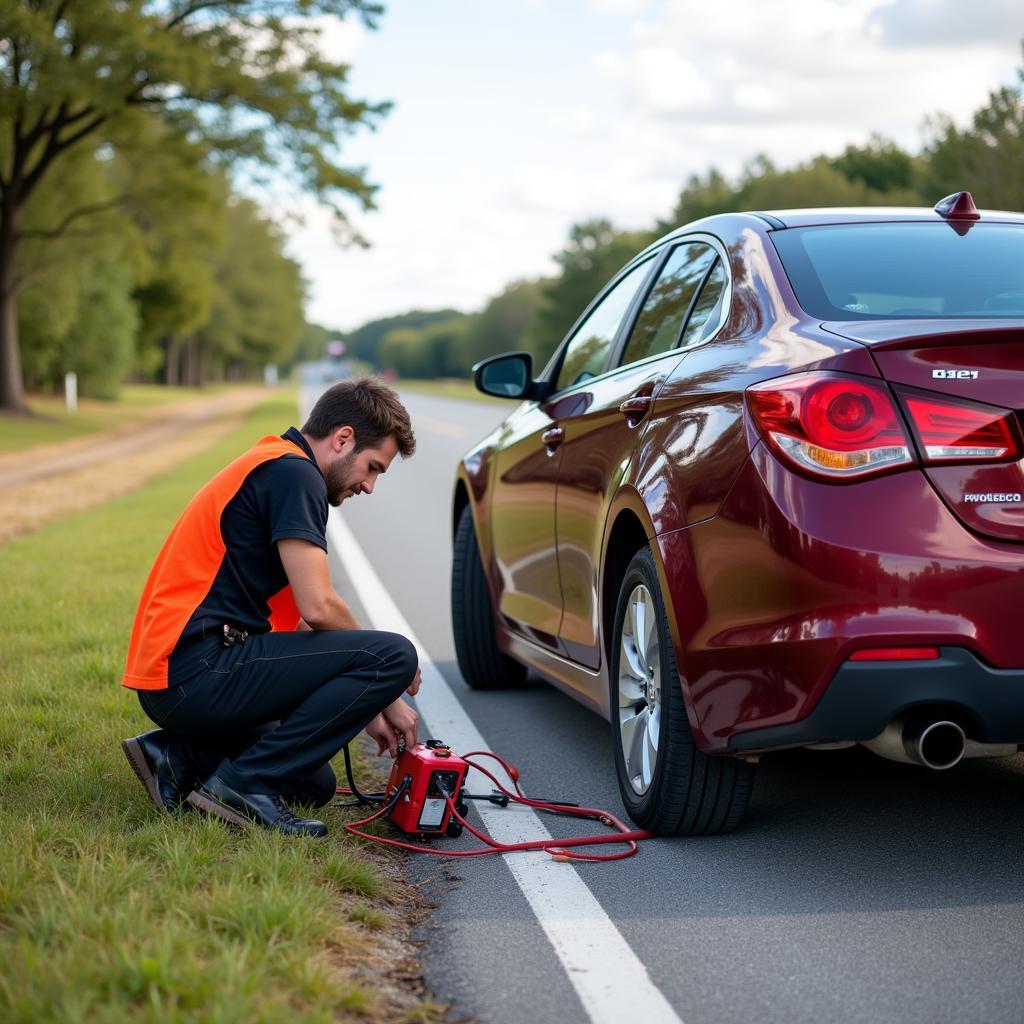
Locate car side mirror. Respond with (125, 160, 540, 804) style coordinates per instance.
(473, 352, 541, 400)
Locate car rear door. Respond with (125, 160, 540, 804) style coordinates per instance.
(553, 240, 721, 669)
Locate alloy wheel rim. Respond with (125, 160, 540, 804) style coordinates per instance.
(617, 583, 661, 796)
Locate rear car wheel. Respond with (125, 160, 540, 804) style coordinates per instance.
(611, 548, 755, 835)
(452, 504, 527, 690)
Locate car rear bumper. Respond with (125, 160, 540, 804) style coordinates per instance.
(659, 444, 1024, 750)
(728, 647, 1024, 751)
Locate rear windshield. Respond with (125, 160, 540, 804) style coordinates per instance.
(771, 222, 1024, 320)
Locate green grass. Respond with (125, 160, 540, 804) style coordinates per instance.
(0, 384, 228, 453)
(0, 393, 422, 1023)
(393, 378, 501, 403)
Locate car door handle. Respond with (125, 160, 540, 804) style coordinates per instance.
(619, 394, 653, 425)
(541, 426, 564, 453)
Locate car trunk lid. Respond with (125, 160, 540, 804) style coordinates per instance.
(824, 320, 1024, 543)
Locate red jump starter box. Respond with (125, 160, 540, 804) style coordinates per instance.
(385, 740, 468, 836)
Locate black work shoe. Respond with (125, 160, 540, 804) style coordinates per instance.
(187, 774, 328, 838)
(122, 729, 194, 813)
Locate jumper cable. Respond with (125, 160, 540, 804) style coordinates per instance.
(338, 748, 655, 862)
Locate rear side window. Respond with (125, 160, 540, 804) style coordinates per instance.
(556, 258, 653, 391)
(620, 243, 716, 365)
(772, 222, 1024, 320)
(680, 259, 727, 348)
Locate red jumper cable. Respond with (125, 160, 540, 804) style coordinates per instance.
(338, 743, 655, 862)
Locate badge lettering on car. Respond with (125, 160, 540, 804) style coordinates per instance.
(932, 369, 979, 379)
(963, 493, 1023, 503)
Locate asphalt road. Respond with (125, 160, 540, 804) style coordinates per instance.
(303, 386, 1024, 1024)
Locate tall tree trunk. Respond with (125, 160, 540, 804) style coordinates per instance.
(0, 204, 27, 414)
(164, 334, 180, 386)
(182, 335, 199, 387)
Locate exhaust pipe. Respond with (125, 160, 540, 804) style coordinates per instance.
(862, 718, 966, 770)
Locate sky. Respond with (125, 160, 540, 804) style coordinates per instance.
(278, 0, 1024, 333)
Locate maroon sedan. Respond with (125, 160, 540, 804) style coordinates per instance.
(451, 193, 1024, 835)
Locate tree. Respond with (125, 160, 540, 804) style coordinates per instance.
(291, 321, 331, 367)
(832, 134, 921, 196)
(526, 220, 656, 366)
(193, 197, 305, 384)
(0, 0, 388, 411)
(663, 168, 742, 229)
(378, 316, 471, 379)
(122, 125, 228, 383)
(20, 248, 139, 398)
(738, 156, 920, 210)
(461, 278, 545, 370)
(343, 309, 465, 367)
(921, 63, 1024, 212)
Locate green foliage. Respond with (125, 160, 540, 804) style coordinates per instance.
(0, 0, 388, 227)
(292, 322, 331, 367)
(374, 280, 548, 380)
(667, 146, 926, 228)
(665, 167, 743, 227)
(195, 197, 306, 376)
(526, 220, 657, 368)
(921, 67, 1024, 212)
(14, 147, 141, 397)
(378, 316, 469, 378)
(0, 0, 390, 408)
(463, 278, 546, 367)
(342, 308, 465, 366)
(832, 134, 921, 195)
(738, 155, 924, 209)
(61, 254, 140, 399)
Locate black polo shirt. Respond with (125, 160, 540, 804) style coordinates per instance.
(167, 427, 328, 683)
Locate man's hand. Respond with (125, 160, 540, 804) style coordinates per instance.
(365, 713, 399, 757)
(407, 666, 422, 696)
(383, 697, 419, 751)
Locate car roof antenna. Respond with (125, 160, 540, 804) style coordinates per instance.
(934, 191, 980, 236)
(934, 191, 980, 220)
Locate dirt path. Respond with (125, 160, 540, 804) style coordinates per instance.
(0, 387, 268, 543)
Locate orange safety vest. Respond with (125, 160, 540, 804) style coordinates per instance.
(121, 434, 309, 691)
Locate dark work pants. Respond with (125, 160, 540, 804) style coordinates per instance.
(138, 629, 417, 804)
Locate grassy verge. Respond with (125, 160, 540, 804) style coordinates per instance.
(392, 378, 501, 403)
(0, 394, 435, 1023)
(0, 384, 228, 453)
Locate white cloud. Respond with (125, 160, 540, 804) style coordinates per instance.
(870, 0, 1024, 47)
(281, 1, 1021, 331)
(590, 0, 652, 13)
(505, 163, 593, 216)
(312, 16, 368, 63)
(733, 81, 784, 113)
(592, 49, 627, 76)
(629, 46, 715, 113)
(586, 0, 1020, 144)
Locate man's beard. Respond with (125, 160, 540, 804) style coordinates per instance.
(325, 450, 358, 506)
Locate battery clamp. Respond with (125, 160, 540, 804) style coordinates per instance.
(337, 739, 655, 862)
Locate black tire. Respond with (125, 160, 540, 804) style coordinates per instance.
(610, 547, 755, 835)
(451, 504, 527, 689)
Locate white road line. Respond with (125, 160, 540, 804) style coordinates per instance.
(327, 510, 684, 1024)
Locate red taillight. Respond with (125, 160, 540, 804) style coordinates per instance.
(849, 647, 940, 661)
(746, 373, 914, 480)
(897, 390, 1022, 464)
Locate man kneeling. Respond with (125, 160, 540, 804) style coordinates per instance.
(120, 378, 420, 838)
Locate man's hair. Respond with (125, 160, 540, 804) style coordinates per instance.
(302, 377, 416, 457)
